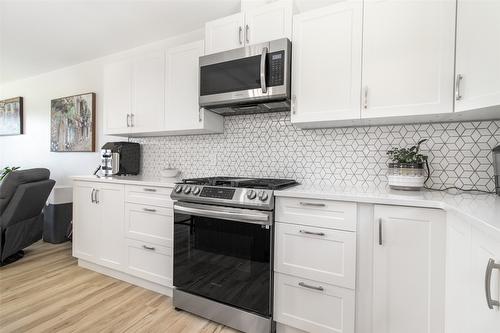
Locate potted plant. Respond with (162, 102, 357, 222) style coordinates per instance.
(1, 166, 20, 181)
(386, 139, 428, 190)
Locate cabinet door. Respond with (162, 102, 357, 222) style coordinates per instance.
(103, 60, 132, 134)
(245, 0, 292, 45)
(361, 0, 455, 118)
(72, 182, 100, 262)
(96, 183, 125, 270)
(165, 41, 204, 131)
(205, 12, 245, 54)
(372, 205, 446, 333)
(131, 50, 165, 133)
(469, 225, 500, 333)
(455, 0, 500, 113)
(291, 1, 362, 126)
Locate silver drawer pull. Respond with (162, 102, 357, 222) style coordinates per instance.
(143, 208, 157, 213)
(298, 282, 324, 292)
(299, 202, 326, 207)
(144, 188, 157, 192)
(143, 245, 156, 251)
(485, 258, 500, 309)
(299, 230, 325, 236)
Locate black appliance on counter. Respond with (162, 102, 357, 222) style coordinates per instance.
(171, 177, 299, 333)
(100, 142, 140, 176)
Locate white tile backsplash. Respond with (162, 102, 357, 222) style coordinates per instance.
(132, 112, 500, 192)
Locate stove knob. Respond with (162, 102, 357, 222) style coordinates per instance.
(174, 185, 183, 193)
(183, 186, 191, 194)
(192, 187, 201, 195)
(247, 190, 257, 200)
(258, 191, 269, 201)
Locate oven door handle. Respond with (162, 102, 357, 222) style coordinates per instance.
(174, 203, 272, 226)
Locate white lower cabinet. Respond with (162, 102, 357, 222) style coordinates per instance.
(274, 273, 355, 333)
(73, 180, 173, 292)
(372, 205, 446, 333)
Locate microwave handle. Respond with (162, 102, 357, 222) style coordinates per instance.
(260, 47, 268, 94)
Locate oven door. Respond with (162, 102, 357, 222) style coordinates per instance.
(173, 201, 273, 317)
(199, 38, 290, 107)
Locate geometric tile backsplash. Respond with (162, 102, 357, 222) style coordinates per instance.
(132, 112, 500, 192)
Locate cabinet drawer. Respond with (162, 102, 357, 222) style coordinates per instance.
(276, 197, 357, 231)
(125, 185, 173, 207)
(125, 203, 173, 247)
(125, 239, 172, 287)
(274, 273, 355, 333)
(275, 222, 356, 289)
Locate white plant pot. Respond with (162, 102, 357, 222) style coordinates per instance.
(387, 164, 426, 191)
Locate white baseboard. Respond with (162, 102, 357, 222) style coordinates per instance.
(78, 259, 173, 297)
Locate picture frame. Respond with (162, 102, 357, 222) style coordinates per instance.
(50, 92, 96, 152)
(0, 97, 23, 136)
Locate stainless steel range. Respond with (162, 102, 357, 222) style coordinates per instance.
(170, 177, 298, 333)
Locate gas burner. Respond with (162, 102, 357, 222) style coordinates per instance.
(181, 177, 298, 190)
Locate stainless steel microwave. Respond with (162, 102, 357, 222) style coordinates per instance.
(199, 38, 291, 115)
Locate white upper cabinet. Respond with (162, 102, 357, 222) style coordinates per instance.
(131, 50, 165, 134)
(455, 0, 500, 113)
(104, 60, 132, 135)
(291, 1, 362, 127)
(204, 0, 293, 55)
(361, 0, 456, 118)
(165, 40, 223, 135)
(244, 0, 292, 45)
(205, 13, 245, 55)
(372, 205, 446, 333)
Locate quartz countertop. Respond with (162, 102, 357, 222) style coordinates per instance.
(275, 184, 500, 233)
(71, 175, 178, 188)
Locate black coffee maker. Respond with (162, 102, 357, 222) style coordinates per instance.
(494, 145, 500, 195)
(99, 142, 140, 176)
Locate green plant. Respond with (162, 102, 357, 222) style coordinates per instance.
(1, 166, 20, 181)
(387, 139, 428, 165)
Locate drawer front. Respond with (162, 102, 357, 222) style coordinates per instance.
(126, 239, 172, 287)
(274, 273, 355, 333)
(275, 222, 356, 289)
(125, 185, 173, 207)
(276, 197, 357, 231)
(125, 203, 173, 247)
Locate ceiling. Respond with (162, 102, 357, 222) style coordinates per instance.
(0, 0, 241, 84)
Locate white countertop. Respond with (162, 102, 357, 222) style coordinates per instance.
(275, 184, 500, 233)
(71, 175, 178, 188)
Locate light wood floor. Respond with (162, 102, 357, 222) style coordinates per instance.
(0, 241, 239, 333)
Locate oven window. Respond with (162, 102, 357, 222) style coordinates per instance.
(174, 212, 271, 316)
(200, 55, 262, 96)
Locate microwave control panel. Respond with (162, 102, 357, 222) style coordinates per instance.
(268, 51, 285, 87)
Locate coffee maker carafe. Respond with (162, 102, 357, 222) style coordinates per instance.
(100, 142, 140, 176)
(494, 145, 500, 195)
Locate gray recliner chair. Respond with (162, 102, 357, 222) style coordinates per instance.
(0, 168, 55, 266)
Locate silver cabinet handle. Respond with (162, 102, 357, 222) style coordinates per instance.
(245, 24, 250, 43)
(126, 114, 130, 127)
(198, 108, 202, 122)
(91, 188, 96, 203)
(238, 26, 243, 45)
(363, 86, 368, 109)
(298, 282, 324, 291)
(260, 47, 268, 94)
(143, 208, 157, 213)
(292, 95, 297, 115)
(378, 218, 383, 246)
(485, 258, 500, 309)
(130, 113, 135, 127)
(143, 245, 156, 251)
(299, 230, 326, 236)
(455, 74, 464, 101)
(143, 188, 157, 192)
(95, 189, 99, 204)
(299, 202, 326, 207)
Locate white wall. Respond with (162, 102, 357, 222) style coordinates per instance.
(0, 29, 203, 186)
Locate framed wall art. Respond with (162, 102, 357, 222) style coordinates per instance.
(50, 92, 96, 152)
(0, 97, 23, 136)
